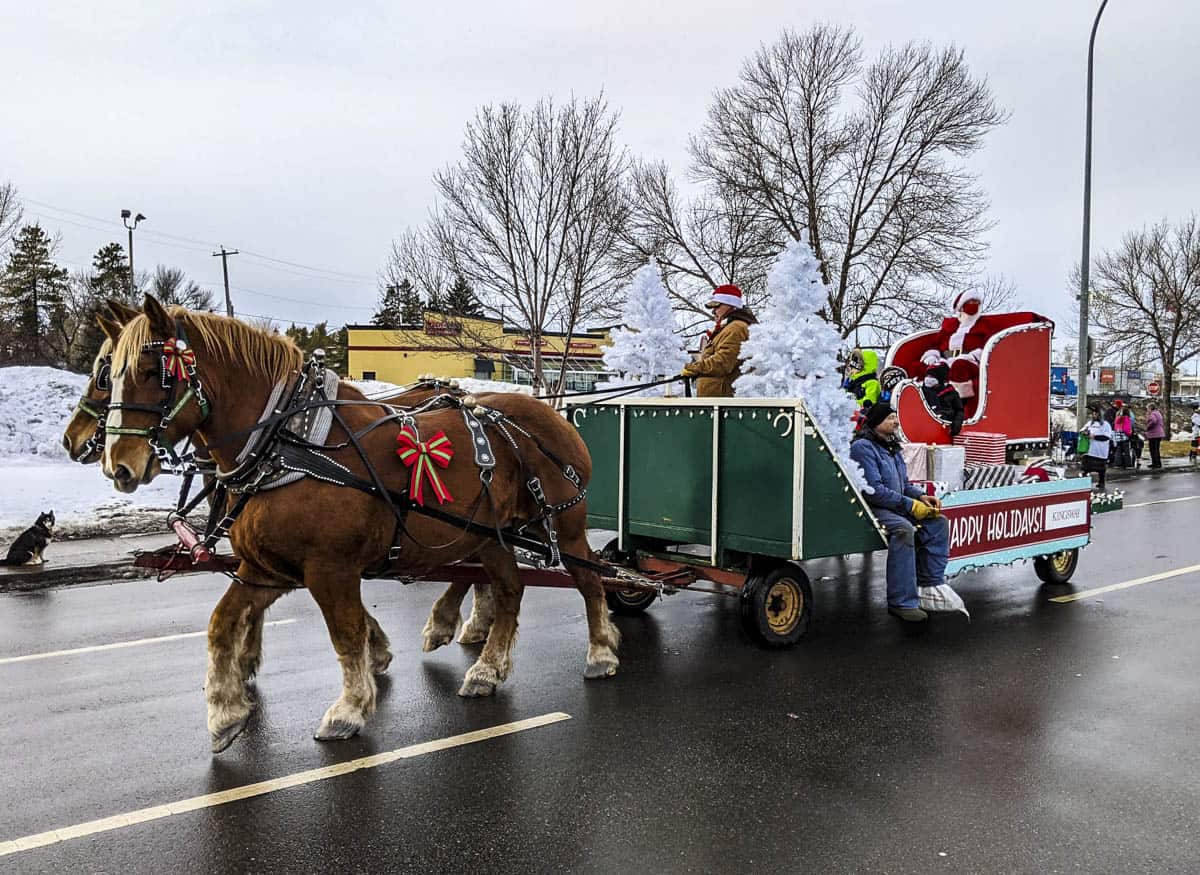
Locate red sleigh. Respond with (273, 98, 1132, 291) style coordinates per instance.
(883, 312, 1054, 447)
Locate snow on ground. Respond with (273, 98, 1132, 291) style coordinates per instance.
(0, 366, 178, 540)
(347, 377, 534, 398)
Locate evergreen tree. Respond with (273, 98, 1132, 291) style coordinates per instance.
(373, 280, 423, 327)
(444, 274, 482, 317)
(399, 281, 423, 324)
(0, 224, 69, 361)
(373, 284, 404, 327)
(286, 321, 347, 375)
(602, 259, 689, 394)
(734, 237, 868, 491)
(69, 242, 130, 370)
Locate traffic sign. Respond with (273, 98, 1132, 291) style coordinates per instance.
(1148, 380, 1161, 395)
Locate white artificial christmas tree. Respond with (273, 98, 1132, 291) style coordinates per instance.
(601, 259, 690, 396)
(734, 238, 869, 491)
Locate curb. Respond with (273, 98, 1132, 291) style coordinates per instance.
(0, 561, 159, 594)
(1076, 464, 1196, 483)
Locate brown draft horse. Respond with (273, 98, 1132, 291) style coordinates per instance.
(64, 307, 499, 649)
(103, 296, 619, 752)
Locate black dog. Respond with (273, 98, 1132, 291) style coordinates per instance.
(2, 511, 55, 566)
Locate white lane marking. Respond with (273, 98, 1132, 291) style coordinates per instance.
(1050, 564, 1200, 603)
(0, 619, 297, 666)
(1124, 495, 1200, 509)
(0, 712, 572, 858)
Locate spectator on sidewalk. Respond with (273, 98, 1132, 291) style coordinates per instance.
(1082, 406, 1114, 492)
(1145, 403, 1165, 469)
(1113, 405, 1134, 468)
(1191, 404, 1200, 464)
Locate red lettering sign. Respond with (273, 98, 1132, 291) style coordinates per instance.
(942, 488, 1092, 560)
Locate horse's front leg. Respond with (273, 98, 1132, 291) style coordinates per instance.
(207, 576, 286, 753)
(307, 565, 376, 741)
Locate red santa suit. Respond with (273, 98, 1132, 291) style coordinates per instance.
(922, 291, 987, 399)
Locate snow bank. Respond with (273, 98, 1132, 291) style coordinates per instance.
(0, 366, 88, 459)
(346, 377, 534, 399)
(0, 365, 181, 538)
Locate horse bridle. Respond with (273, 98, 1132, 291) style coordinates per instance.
(71, 354, 113, 461)
(106, 320, 211, 472)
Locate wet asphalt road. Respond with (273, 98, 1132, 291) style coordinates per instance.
(2, 475, 1199, 874)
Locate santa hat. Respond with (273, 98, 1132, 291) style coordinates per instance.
(951, 289, 983, 312)
(706, 284, 744, 310)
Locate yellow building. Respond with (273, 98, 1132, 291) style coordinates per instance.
(346, 310, 615, 391)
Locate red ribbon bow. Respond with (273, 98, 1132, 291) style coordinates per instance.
(163, 337, 196, 381)
(395, 426, 454, 506)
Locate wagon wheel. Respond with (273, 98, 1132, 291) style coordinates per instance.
(600, 538, 657, 615)
(1034, 548, 1079, 584)
(740, 563, 812, 647)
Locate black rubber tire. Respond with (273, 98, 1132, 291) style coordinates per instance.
(605, 587, 658, 615)
(598, 538, 657, 615)
(1034, 548, 1079, 584)
(739, 563, 812, 647)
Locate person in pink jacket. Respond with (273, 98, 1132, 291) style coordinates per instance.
(1112, 406, 1134, 468)
(1145, 403, 1166, 469)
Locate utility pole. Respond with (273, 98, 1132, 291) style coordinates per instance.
(212, 246, 239, 318)
(1076, 0, 1110, 430)
(121, 209, 146, 296)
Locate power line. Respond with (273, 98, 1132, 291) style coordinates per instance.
(24, 197, 378, 284)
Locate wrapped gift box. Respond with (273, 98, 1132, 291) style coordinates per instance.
(929, 444, 965, 492)
(953, 432, 1007, 466)
(901, 442, 929, 480)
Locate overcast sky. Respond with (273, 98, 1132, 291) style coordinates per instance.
(3, 0, 1197, 337)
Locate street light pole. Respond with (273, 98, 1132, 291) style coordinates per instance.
(1076, 0, 1110, 430)
(121, 209, 146, 296)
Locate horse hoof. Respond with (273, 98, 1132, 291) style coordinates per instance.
(314, 719, 362, 741)
(210, 717, 249, 754)
(371, 651, 393, 675)
(584, 658, 619, 680)
(422, 631, 454, 652)
(458, 678, 496, 697)
(457, 624, 489, 646)
(458, 663, 500, 697)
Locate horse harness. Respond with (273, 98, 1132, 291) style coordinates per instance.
(114, 326, 603, 586)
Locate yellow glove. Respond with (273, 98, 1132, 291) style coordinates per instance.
(910, 498, 937, 521)
(681, 363, 699, 378)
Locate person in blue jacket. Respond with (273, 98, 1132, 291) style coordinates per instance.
(849, 402, 950, 622)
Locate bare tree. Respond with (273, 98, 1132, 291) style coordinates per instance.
(432, 95, 629, 394)
(150, 265, 216, 311)
(689, 25, 1007, 339)
(1087, 216, 1200, 428)
(0, 182, 22, 252)
(381, 226, 452, 308)
(621, 161, 779, 341)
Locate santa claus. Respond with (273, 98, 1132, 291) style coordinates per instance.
(920, 290, 991, 400)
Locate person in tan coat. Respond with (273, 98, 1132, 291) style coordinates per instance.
(681, 284, 757, 397)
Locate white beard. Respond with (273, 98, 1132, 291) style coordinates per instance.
(948, 311, 980, 352)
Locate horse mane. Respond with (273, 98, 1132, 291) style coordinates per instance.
(113, 307, 304, 383)
(93, 337, 113, 379)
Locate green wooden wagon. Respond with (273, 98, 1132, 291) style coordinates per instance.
(569, 396, 1111, 646)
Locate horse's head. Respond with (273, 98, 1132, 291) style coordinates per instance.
(102, 295, 209, 493)
(61, 301, 139, 463)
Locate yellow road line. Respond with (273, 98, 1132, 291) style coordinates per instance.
(1050, 564, 1200, 603)
(0, 712, 571, 858)
(1124, 495, 1200, 509)
(0, 619, 297, 666)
